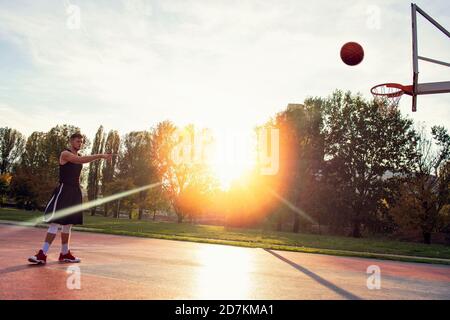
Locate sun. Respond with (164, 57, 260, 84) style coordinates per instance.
(207, 127, 256, 190)
(211, 162, 250, 190)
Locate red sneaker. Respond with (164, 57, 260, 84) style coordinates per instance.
(28, 250, 47, 264)
(59, 250, 81, 263)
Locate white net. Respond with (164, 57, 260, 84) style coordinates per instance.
(371, 83, 404, 108)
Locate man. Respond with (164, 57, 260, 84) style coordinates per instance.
(28, 132, 112, 264)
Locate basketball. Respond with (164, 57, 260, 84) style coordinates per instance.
(340, 42, 364, 66)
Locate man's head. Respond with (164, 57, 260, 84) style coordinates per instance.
(70, 132, 84, 151)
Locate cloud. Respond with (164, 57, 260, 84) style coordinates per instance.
(0, 103, 59, 135)
(0, 0, 448, 139)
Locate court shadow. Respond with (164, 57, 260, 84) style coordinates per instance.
(0, 261, 60, 275)
(264, 249, 362, 300)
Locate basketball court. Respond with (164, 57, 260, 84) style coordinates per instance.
(1, 224, 450, 300)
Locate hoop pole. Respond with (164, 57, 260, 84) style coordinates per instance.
(411, 3, 418, 112)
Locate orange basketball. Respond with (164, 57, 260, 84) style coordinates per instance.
(340, 42, 364, 66)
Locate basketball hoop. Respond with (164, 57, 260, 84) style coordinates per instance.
(370, 83, 408, 108)
(369, 4, 450, 113)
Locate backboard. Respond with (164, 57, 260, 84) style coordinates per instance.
(372, 3, 450, 112)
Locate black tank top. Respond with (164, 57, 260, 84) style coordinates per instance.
(59, 149, 82, 186)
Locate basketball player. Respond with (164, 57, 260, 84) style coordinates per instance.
(28, 132, 112, 264)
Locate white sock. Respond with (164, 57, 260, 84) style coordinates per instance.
(61, 243, 69, 254)
(42, 242, 50, 254)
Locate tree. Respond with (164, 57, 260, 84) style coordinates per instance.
(19, 132, 47, 175)
(105, 178, 136, 219)
(118, 131, 155, 219)
(391, 126, 450, 244)
(176, 183, 204, 223)
(101, 130, 120, 216)
(0, 173, 12, 206)
(9, 171, 39, 210)
(0, 127, 25, 174)
(264, 101, 324, 233)
(87, 126, 105, 216)
(322, 91, 417, 237)
(145, 184, 170, 220)
(151, 121, 181, 221)
(151, 122, 216, 223)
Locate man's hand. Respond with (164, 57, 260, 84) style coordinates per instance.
(102, 153, 113, 162)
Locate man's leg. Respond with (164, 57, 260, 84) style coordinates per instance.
(28, 223, 59, 264)
(42, 223, 59, 253)
(59, 224, 80, 262)
(61, 224, 72, 254)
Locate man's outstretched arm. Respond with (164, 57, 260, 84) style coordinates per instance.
(61, 150, 112, 164)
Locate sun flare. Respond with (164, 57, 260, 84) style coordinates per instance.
(208, 127, 256, 190)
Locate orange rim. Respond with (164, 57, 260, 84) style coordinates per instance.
(371, 83, 405, 97)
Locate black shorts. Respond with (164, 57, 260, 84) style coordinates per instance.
(43, 183, 83, 225)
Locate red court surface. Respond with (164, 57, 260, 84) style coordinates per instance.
(1, 224, 449, 300)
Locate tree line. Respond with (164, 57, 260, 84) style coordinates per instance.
(0, 90, 449, 243)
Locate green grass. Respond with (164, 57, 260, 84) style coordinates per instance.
(1, 207, 450, 264)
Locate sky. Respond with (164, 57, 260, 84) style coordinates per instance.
(0, 0, 449, 140)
